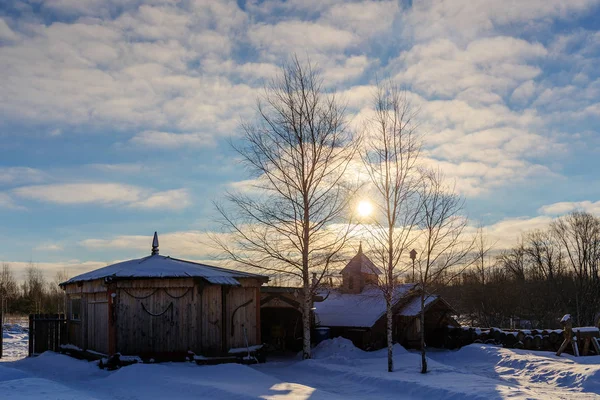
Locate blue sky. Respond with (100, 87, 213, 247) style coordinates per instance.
(1, 0, 600, 279)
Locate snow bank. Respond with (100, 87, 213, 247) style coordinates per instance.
(1, 323, 29, 362)
(312, 337, 367, 359)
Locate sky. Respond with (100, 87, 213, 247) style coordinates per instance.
(1, 0, 600, 280)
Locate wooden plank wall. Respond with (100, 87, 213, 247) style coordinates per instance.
(227, 287, 258, 349)
(115, 279, 196, 355)
(64, 277, 262, 357)
(201, 285, 222, 354)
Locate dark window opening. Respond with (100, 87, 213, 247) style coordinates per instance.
(349, 276, 354, 290)
(71, 298, 81, 321)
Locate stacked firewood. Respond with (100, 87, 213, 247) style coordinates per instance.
(444, 326, 600, 355)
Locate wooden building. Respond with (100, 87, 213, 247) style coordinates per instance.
(314, 247, 458, 350)
(60, 233, 268, 359)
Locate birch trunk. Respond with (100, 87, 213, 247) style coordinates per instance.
(302, 286, 312, 359)
(386, 297, 393, 372)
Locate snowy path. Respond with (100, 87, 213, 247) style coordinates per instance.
(1, 326, 600, 399)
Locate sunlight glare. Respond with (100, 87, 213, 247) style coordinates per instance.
(357, 200, 373, 218)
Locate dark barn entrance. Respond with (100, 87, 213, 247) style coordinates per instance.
(261, 307, 302, 352)
(260, 287, 305, 353)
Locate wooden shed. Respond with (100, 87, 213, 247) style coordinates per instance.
(314, 247, 458, 350)
(60, 233, 268, 359)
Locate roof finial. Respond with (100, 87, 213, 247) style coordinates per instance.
(152, 231, 159, 255)
(358, 241, 363, 255)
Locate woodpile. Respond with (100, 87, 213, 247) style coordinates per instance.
(444, 326, 600, 356)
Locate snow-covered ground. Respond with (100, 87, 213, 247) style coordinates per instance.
(1, 325, 600, 399)
(1, 323, 28, 363)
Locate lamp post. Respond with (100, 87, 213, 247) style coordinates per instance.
(409, 249, 417, 282)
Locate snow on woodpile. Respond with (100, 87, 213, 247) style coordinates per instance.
(315, 284, 416, 328)
(573, 327, 600, 334)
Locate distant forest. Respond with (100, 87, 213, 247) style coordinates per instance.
(0, 263, 66, 317)
(439, 211, 600, 329)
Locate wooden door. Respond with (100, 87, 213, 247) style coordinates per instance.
(87, 300, 109, 354)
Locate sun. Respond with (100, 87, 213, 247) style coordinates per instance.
(357, 200, 373, 218)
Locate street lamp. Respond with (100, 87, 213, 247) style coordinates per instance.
(409, 249, 417, 282)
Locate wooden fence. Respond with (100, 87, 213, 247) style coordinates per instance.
(28, 314, 68, 356)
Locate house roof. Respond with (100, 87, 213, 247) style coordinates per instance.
(314, 284, 417, 328)
(340, 244, 382, 276)
(61, 254, 268, 287)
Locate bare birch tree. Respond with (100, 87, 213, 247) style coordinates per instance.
(550, 211, 600, 325)
(360, 83, 421, 372)
(416, 170, 475, 373)
(214, 56, 358, 359)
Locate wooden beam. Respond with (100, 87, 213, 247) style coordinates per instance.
(256, 288, 261, 344)
(221, 286, 228, 354)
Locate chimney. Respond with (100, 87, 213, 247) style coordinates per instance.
(151, 231, 159, 255)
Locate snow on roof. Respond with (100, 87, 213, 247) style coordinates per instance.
(62, 254, 266, 286)
(314, 284, 417, 328)
(397, 295, 439, 317)
(340, 248, 382, 276)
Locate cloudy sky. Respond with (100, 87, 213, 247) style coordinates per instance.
(1, 0, 600, 279)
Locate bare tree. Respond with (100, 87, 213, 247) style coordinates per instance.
(551, 211, 600, 325)
(0, 263, 18, 320)
(416, 170, 475, 373)
(23, 263, 46, 314)
(360, 82, 421, 372)
(214, 56, 358, 359)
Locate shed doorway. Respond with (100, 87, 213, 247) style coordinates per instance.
(261, 307, 302, 353)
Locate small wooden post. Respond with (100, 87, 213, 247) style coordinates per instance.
(556, 314, 577, 357)
(28, 314, 34, 356)
(107, 288, 117, 355)
(582, 337, 591, 356)
(592, 337, 600, 354)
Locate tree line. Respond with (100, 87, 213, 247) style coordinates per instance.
(0, 263, 66, 317)
(438, 211, 600, 329)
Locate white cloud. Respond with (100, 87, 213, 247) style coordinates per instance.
(404, 0, 599, 42)
(79, 230, 220, 258)
(0, 193, 24, 210)
(132, 189, 191, 210)
(12, 183, 190, 210)
(129, 131, 215, 148)
(0, 167, 46, 185)
(7, 260, 110, 282)
(34, 243, 64, 252)
(396, 37, 546, 98)
(249, 21, 357, 55)
(0, 18, 18, 41)
(88, 163, 147, 174)
(511, 80, 537, 105)
(323, 1, 400, 38)
(483, 216, 555, 249)
(539, 200, 600, 216)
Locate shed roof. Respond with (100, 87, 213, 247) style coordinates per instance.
(314, 284, 417, 328)
(397, 294, 439, 317)
(340, 244, 382, 276)
(61, 254, 267, 286)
